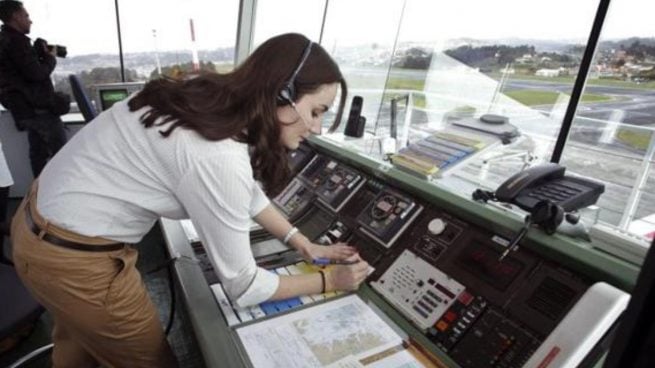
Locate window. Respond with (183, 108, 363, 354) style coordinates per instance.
(321, 0, 406, 135)
(119, 0, 239, 80)
(560, 0, 655, 240)
(27, 0, 120, 111)
(252, 0, 325, 48)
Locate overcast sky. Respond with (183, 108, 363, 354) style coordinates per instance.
(23, 0, 655, 56)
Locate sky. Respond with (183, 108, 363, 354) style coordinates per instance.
(23, 0, 655, 57)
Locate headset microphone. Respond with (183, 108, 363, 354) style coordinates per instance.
(277, 40, 313, 105)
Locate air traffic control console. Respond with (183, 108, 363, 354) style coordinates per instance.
(160, 137, 639, 368)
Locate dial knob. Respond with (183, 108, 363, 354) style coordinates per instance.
(428, 218, 446, 235)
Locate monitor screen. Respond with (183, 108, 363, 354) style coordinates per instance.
(99, 89, 129, 111)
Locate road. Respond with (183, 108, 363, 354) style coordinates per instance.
(503, 79, 655, 127)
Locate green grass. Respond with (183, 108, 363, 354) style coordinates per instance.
(616, 129, 653, 151)
(384, 78, 427, 108)
(487, 72, 655, 90)
(503, 90, 611, 106)
(386, 77, 426, 91)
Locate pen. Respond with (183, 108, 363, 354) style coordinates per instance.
(312, 258, 359, 266)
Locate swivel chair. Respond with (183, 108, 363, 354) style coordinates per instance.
(68, 74, 97, 123)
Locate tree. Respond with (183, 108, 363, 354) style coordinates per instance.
(392, 47, 432, 69)
(149, 60, 217, 80)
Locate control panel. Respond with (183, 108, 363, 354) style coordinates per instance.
(371, 249, 465, 330)
(299, 154, 365, 212)
(356, 184, 423, 247)
(181, 143, 628, 368)
(273, 178, 314, 219)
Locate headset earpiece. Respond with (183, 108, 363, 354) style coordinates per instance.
(276, 40, 313, 106)
(532, 200, 564, 235)
(277, 85, 294, 105)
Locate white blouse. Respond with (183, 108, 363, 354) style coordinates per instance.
(37, 97, 278, 307)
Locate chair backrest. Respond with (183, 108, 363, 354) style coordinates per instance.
(68, 74, 97, 123)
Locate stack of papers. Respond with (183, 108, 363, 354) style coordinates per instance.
(390, 130, 489, 179)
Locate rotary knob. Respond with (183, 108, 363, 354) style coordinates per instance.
(428, 218, 446, 235)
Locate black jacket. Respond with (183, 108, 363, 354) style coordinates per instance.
(0, 24, 57, 120)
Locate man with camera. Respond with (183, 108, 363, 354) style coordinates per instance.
(0, 0, 67, 177)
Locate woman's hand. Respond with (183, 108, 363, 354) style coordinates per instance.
(298, 241, 357, 264)
(325, 254, 369, 292)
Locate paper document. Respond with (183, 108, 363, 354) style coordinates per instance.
(236, 295, 407, 368)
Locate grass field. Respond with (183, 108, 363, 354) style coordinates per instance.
(617, 129, 653, 151)
(504, 90, 612, 106)
(487, 72, 655, 90)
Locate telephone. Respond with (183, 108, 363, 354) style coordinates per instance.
(495, 163, 604, 213)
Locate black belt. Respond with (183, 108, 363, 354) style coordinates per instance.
(25, 206, 125, 252)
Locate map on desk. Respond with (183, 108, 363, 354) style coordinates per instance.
(236, 294, 406, 368)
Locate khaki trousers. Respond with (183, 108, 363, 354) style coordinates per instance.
(11, 185, 177, 368)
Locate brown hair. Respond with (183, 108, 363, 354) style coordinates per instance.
(128, 33, 347, 196)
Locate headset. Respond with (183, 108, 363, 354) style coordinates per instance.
(277, 40, 313, 106)
(531, 200, 565, 235)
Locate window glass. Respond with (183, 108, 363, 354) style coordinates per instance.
(252, 0, 325, 48)
(322, 0, 602, 197)
(560, 0, 655, 240)
(320, 0, 405, 136)
(380, 0, 598, 179)
(119, 0, 239, 81)
(24, 0, 120, 114)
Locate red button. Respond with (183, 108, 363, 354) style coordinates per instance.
(444, 311, 457, 322)
(458, 291, 473, 305)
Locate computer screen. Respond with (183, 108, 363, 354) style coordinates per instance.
(93, 82, 145, 112)
(99, 89, 129, 111)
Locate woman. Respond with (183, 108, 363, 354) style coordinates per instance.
(11, 33, 370, 367)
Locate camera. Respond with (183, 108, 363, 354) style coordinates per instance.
(46, 44, 67, 58)
(34, 38, 68, 58)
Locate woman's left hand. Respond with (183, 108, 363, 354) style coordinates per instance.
(299, 242, 357, 263)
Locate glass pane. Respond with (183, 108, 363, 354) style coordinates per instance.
(320, 0, 405, 139)
(322, 0, 602, 201)
(26, 0, 120, 116)
(393, 0, 598, 187)
(119, 0, 239, 81)
(252, 0, 325, 48)
(560, 0, 655, 240)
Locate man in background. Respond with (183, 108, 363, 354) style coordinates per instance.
(0, 0, 67, 177)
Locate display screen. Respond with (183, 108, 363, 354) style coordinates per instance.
(99, 89, 129, 110)
(456, 243, 524, 291)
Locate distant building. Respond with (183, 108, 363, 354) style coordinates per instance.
(516, 54, 534, 64)
(535, 68, 560, 77)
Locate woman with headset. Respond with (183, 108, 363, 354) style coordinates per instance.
(10, 33, 369, 367)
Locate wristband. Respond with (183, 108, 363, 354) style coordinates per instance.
(283, 227, 299, 245)
(318, 270, 326, 294)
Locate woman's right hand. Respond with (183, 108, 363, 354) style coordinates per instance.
(326, 254, 370, 292)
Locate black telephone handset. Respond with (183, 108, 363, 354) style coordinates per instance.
(495, 163, 604, 212)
